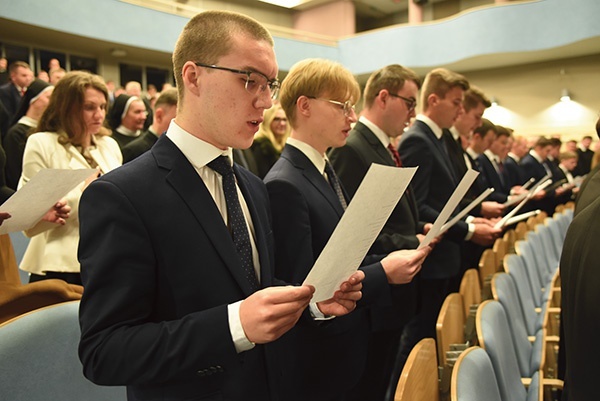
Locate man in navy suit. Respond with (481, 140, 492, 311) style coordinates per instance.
(328, 64, 435, 401)
(520, 136, 560, 214)
(78, 11, 363, 401)
(264, 59, 430, 401)
(478, 120, 512, 203)
(0, 61, 32, 125)
(398, 68, 501, 366)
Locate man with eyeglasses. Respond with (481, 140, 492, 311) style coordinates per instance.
(397, 68, 501, 375)
(328, 64, 435, 401)
(264, 59, 430, 401)
(78, 11, 363, 401)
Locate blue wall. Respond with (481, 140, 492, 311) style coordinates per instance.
(1, 0, 599, 73)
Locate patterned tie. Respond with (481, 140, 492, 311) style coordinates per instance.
(388, 143, 403, 167)
(324, 160, 348, 210)
(207, 156, 259, 291)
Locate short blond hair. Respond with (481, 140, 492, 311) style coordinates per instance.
(279, 58, 360, 128)
(463, 86, 491, 111)
(172, 10, 274, 101)
(421, 68, 469, 112)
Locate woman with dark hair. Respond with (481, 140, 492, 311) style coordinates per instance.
(18, 70, 122, 285)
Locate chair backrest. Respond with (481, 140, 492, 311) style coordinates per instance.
(436, 293, 466, 367)
(451, 346, 502, 401)
(534, 223, 559, 274)
(503, 229, 516, 254)
(0, 234, 22, 285)
(478, 249, 496, 288)
(0, 301, 126, 400)
(503, 254, 541, 336)
(545, 217, 565, 258)
(459, 269, 481, 320)
(514, 240, 544, 307)
(394, 338, 440, 401)
(491, 273, 538, 378)
(476, 300, 528, 401)
(515, 221, 529, 241)
(492, 238, 506, 272)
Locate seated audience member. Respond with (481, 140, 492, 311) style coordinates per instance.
(121, 88, 177, 163)
(19, 71, 122, 285)
(4, 79, 53, 190)
(107, 93, 147, 149)
(77, 11, 363, 401)
(250, 103, 290, 178)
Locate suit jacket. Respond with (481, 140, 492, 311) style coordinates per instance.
(574, 163, 600, 216)
(78, 135, 281, 401)
(264, 144, 389, 400)
(504, 155, 526, 187)
(0, 82, 21, 120)
(19, 132, 122, 275)
(477, 153, 509, 203)
(574, 147, 594, 177)
(398, 120, 466, 279)
(520, 153, 556, 214)
(121, 129, 159, 163)
(328, 121, 422, 331)
(560, 195, 600, 401)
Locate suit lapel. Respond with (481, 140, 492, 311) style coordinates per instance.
(416, 121, 458, 184)
(153, 136, 259, 296)
(283, 145, 345, 218)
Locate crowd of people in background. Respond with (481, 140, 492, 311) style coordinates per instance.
(0, 10, 598, 400)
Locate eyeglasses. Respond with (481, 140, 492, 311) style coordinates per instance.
(310, 97, 356, 117)
(388, 93, 417, 112)
(194, 62, 280, 99)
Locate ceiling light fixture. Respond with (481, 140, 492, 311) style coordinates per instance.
(560, 88, 571, 102)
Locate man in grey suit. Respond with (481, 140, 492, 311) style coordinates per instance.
(328, 64, 433, 401)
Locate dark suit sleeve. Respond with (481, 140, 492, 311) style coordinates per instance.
(399, 134, 468, 241)
(78, 180, 238, 386)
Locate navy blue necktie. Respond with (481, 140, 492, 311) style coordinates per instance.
(208, 156, 259, 291)
(324, 160, 348, 210)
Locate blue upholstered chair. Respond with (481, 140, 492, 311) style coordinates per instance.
(451, 346, 502, 401)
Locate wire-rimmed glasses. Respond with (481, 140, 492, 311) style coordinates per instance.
(194, 62, 280, 99)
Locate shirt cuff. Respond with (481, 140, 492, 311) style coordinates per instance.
(309, 303, 335, 321)
(465, 223, 475, 241)
(465, 215, 475, 223)
(227, 301, 255, 353)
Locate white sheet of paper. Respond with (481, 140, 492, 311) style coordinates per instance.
(418, 169, 479, 249)
(494, 178, 552, 229)
(439, 188, 494, 235)
(504, 210, 541, 227)
(303, 164, 417, 302)
(0, 168, 97, 234)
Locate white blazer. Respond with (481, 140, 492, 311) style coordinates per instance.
(18, 132, 122, 275)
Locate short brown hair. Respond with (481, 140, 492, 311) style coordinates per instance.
(154, 88, 178, 110)
(495, 125, 511, 138)
(473, 118, 497, 138)
(37, 71, 109, 144)
(172, 10, 274, 101)
(559, 151, 578, 162)
(463, 86, 491, 112)
(534, 136, 552, 148)
(9, 61, 30, 74)
(279, 58, 360, 128)
(363, 64, 421, 109)
(421, 68, 469, 111)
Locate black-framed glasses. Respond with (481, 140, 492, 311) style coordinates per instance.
(388, 93, 417, 112)
(309, 97, 356, 117)
(194, 62, 280, 99)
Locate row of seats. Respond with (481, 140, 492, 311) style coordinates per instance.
(392, 203, 573, 401)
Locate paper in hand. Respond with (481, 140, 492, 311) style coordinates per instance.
(303, 164, 417, 302)
(0, 168, 97, 234)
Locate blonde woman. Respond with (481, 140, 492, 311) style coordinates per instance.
(250, 103, 290, 178)
(19, 71, 122, 285)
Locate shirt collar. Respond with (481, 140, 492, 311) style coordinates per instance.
(286, 137, 327, 175)
(508, 152, 520, 163)
(530, 149, 544, 163)
(466, 147, 480, 159)
(359, 116, 391, 148)
(484, 149, 499, 163)
(17, 116, 37, 127)
(416, 114, 443, 139)
(165, 120, 231, 169)
(449, 126, 461, 141)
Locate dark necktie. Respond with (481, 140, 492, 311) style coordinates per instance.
(207, 156, 259, 291)
(388, 143, 403, 167)
(324, 160, 347, 210)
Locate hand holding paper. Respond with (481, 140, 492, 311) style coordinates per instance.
(316, 270, 365, 316)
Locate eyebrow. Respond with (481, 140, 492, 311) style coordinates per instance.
(240, 65, 277, 81)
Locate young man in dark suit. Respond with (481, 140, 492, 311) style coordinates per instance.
(397, 68, 501, 370)
(78, 11, 363, 401)
(0, 61, 32, 123)
(264, 59, 430, 401)
(328, 64, 434, 401)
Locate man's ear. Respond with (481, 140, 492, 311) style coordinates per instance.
(181, 61, 201, 96)
(296, 95, 312, 118)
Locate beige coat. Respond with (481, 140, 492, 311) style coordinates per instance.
(18, 132, 122, 275)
